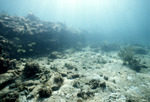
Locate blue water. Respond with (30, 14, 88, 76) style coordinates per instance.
(0, 0, 150, 43)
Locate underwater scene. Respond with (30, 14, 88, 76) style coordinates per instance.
(0, 0, 150, 102)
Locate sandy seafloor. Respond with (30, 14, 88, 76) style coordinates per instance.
(16, 45, 150, 102)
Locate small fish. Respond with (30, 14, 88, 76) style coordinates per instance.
(17, 49, 26, 53)
(18, 45, 22, 48)
(29, 49, 33, 52)
(14, 37, 20, 41)
(28, 44, 32, 47)
(27, 42, 36, 47)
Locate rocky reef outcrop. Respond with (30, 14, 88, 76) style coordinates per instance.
(0, 12, 85, 59)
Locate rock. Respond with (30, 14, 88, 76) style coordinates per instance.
(132, 46, 147, 54)
(73, 81, 81, 88)
(0, 36, 18, 59)
(26, 12, 40, 21)
(77, 89, 94, 99)
(67, 74, 80, 79)
(77, 98, 83, 102)
(60, 72, 67, 77)
(97, 57, 107, 64)
(65, 63, 75, 70)
(89, 79, 106, 90)
(0, 57, 17, 74)
(23, 63, 42, 78)
(89, 79, 101, 89)
(53, 74, 64, 84)
(0, 13, 85, 58)
(0, 91, 19, 102)
(51, 84, 61, 91)
(101, 42, 120, 52)
(0, 73, 14, 90)
(100, 82, 106, 89)
(104, 76, 108, 80)
(51, 73, 64, 91)
(48, 51, 63, 59)
(39, 86, 52, 98)
(118, 47, 148, 72)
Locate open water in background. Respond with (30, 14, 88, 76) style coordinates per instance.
(0, 0, 150, 44)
